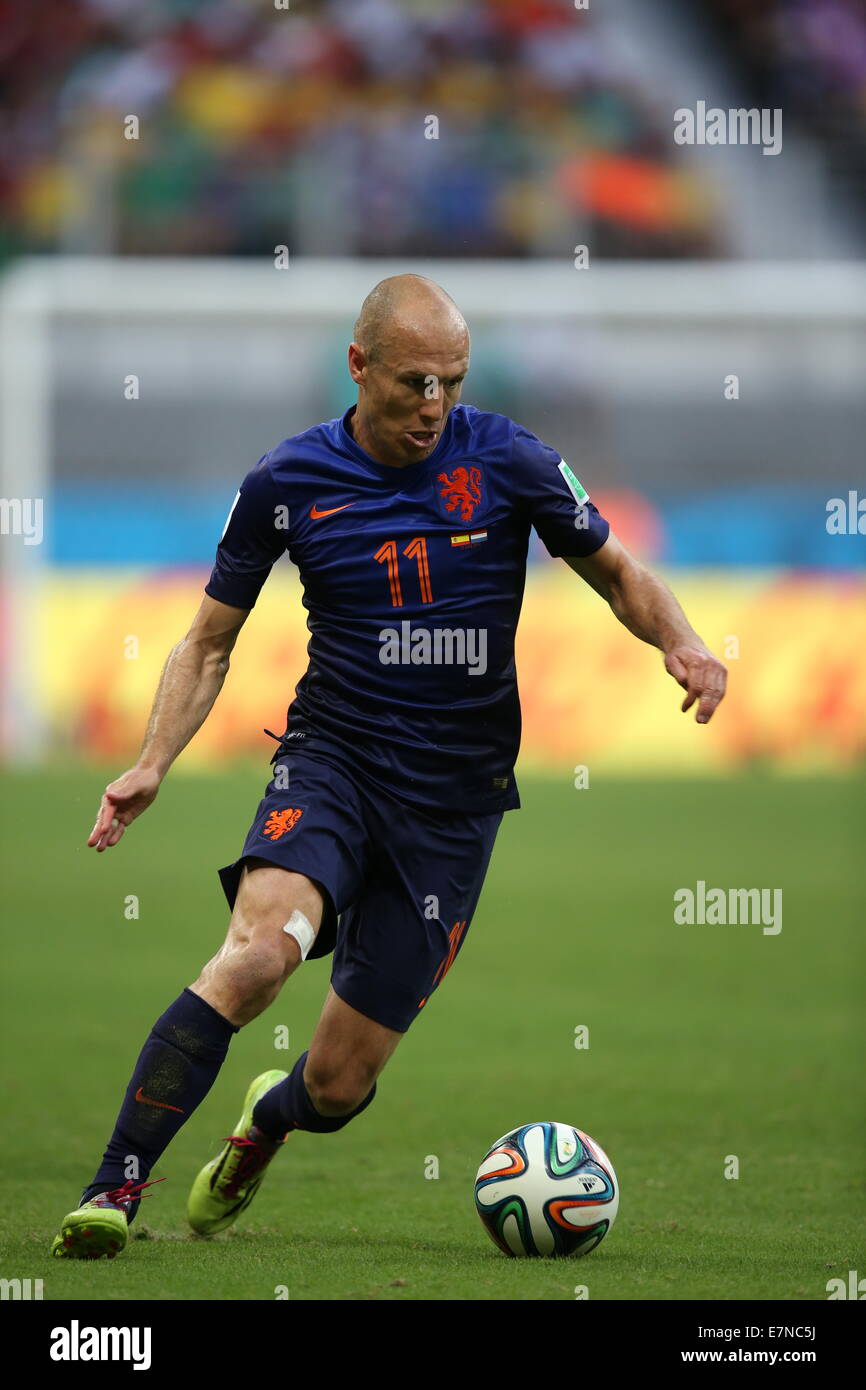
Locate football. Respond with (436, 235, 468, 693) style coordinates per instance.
(474, 1121, 619, 1257)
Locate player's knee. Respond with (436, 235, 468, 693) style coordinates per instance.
(228, 939, 290, 1003)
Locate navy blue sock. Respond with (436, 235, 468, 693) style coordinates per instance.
(82, 988, 238, 1221)
(252, 1050, 376, 1140)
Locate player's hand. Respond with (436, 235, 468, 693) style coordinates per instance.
(664, 645, 727, 724)
(88, 765, 162, 852)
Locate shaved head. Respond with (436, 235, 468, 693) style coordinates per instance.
(354, 274, 468, 365)
(347, 274, 471, 469)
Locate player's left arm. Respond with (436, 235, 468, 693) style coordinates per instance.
(564, 533, 727, 724)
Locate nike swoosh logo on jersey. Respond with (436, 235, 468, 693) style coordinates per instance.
(310, 502, 356, 519)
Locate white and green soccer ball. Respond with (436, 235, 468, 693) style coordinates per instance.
(474, 1121, 619, 1257)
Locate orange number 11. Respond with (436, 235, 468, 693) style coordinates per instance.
(374, 537, 433, 607)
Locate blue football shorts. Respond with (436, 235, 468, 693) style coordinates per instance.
(218, 738, 503, 1033)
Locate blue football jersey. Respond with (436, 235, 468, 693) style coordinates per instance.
(206, 403, 610, 811)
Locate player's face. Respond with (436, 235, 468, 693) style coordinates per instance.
(349, 327, 470, 468)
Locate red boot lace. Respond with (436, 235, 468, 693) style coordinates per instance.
(97, 1177, 166, 1210)
(221, 1135, 278, 1200)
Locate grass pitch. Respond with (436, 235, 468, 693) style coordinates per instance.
(1, 767, 863, 1301)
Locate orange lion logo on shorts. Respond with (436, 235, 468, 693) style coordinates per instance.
(263, 808, 303, 841)
(437, 466, 483, 523)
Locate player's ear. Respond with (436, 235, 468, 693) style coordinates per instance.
(347, 342, 367, 386)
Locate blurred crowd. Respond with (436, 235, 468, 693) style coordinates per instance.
(706, 0, 866, 209)
(709, 0, 866, 115)
(0, 0, 721, 261)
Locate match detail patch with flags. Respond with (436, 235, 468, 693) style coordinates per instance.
(558, 460, 589, 505)
(450, 530, 488, 547)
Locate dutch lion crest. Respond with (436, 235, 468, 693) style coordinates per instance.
(437, 466, 483, 523)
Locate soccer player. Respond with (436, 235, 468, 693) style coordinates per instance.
(52, 275, 726, 1258)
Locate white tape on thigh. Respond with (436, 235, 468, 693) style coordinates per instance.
(283, 909, 315, 961)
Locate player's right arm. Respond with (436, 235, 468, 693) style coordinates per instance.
(88, 595, 250, 851)
(89, 452, 290, 851)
